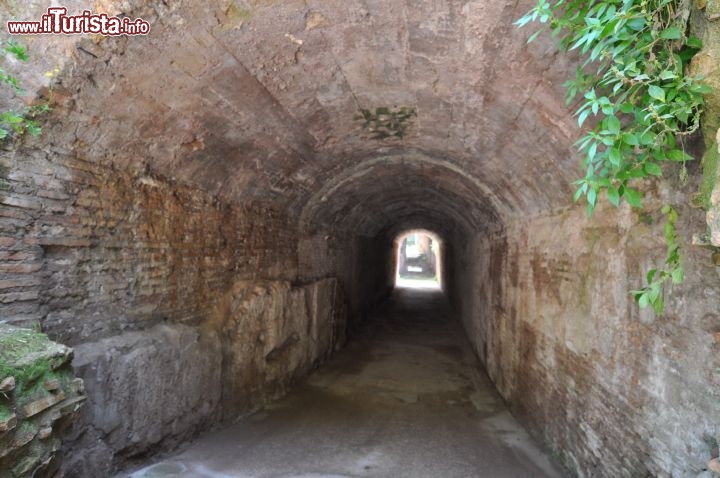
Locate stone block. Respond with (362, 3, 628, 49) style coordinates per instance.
(72, 324, 222, 456)
(0, 413, 17, 432)
(0, 376, 15, 392)
(709, 458, 720, 475)
(55, 395, 86, 417)
(69, 378, 84, 394)
(23, 391, 65, 418)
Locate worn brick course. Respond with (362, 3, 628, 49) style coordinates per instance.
(1, 149, 298, 341)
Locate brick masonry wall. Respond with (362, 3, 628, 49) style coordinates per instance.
(0, 146, 298, 346)
(456, 202, 720, 477)
(298, 233, 392, 330)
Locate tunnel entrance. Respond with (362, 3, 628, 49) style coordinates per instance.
(394, 230, 442, 291)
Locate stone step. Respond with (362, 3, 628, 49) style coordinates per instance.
(53, 395, 87, 416)
(22, 391, 66, 418)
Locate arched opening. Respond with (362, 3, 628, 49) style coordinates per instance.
(394, 229, 443, 290)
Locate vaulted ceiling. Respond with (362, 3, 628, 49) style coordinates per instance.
(9, 0, 583, 236)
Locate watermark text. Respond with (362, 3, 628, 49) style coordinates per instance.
(7, 8, 150, 36)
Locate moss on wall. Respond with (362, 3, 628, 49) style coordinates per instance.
(694, 141, 720, 209)
(0, 325, 85, 478)
(690, 3, 720, 246)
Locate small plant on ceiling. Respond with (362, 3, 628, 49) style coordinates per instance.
(355, 106, 417, 140)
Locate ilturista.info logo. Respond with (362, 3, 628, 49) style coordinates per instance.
(7, 7, 150, 36)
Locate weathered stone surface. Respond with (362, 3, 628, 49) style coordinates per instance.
(690, 6, 720, 246)
(456, 196, 720, 478)
(214, 279, 345, 420)
(22, 391, 65, 418)
(304, 278, 347, 355)
(709, 458, 720, 475)
(0, 376, 15, 393)
(59, 279, 345, 476)
(0, 413, 17, 432)
(66, 323, 223, 474)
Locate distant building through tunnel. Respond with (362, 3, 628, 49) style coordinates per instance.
(395, 230, 442, 290)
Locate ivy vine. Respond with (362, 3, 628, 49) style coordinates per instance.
(1, 40, 47, 141)
(517, 0, 710, 313)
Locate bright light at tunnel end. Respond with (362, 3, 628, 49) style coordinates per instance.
(394, 229, 442, 291)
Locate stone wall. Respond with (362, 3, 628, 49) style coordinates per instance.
(451, 4, 720, 476)
(299, 233, 393, 331)
(457, 199, 720, 477)
(60, 279, 345, 476)
(0, 144, 347, 475)
(1, 145, 298, 344)
(690, 3, 720, 250)
(213, 279, 346, 420)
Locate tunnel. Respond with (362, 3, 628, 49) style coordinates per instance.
(0, 0, 719, 477)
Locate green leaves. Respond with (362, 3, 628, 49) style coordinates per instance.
(607, 186, 620, 206)
(686, 36, 703, 49)
(643, 162, 663, 176)
(667, 149, 692, 162)
(0, 40, 48, 143)
(631, 206, 683, 314)
(355, 106, 417, 140)
(605, 115, 621, 134)
(516, 0, 710, 314)
(2, 41, 28, 62)
(648, 85, 666, 102)
(623, 188, 642, 208)
(659, 26, 682, 40)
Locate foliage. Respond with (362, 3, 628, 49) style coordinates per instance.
(693, 141, 719, 208)
(0, 326, 71, 401)
(0, 40, 47, 141)
(516, 0, 710, 313)
(0, 163, 9, 193)
(0, 402, 12, 421)
(630, 205, 682, 313)
(355, 106, 417, 140)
